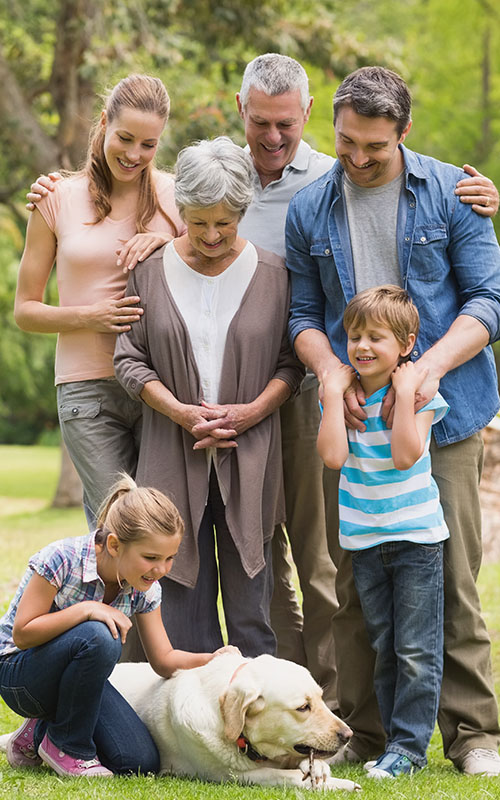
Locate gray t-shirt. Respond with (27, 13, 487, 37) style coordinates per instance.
(343, 171, 404, 292)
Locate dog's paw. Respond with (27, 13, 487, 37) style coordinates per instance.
(324, 776, 362, 792)
(299, 756, 331, 788)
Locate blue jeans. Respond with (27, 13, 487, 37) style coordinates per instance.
(351, 541, 444, 767)
(160, 468, 276, 658)
(0, 621, 159, 774)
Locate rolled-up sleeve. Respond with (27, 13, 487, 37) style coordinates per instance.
(449, 189, 500, 344)
(286, 195, 327, 346)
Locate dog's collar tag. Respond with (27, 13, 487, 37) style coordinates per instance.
(237, 735, 268, 763)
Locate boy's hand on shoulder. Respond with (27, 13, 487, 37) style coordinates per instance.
(391, 361, 428, 396)
(322, 362, 356, 398)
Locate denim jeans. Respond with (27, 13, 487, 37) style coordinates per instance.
(0, 621, 159, 774)
(351, 540, 444, 766)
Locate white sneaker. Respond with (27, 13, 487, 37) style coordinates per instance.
(461, 748, 500, 776)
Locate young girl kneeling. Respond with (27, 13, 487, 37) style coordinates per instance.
(0, 475, 234, 778)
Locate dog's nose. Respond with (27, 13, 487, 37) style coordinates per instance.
(338, 727, 353, 746)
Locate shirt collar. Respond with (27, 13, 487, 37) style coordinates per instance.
(82, 531, 101, 583)
(400, 144, 428, 181)
(245, 139, 313, 185)
(82, 531, 135, 599)
(331, 143, 428, 193)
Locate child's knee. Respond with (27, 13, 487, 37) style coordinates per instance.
(75, 620, 122, 664)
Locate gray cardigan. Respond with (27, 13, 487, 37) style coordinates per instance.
(114, 245, 304, 587)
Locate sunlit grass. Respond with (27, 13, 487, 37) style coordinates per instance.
(0, 445, 499, 799)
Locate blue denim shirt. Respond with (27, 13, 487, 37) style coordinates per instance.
(286, 144, 500, 446)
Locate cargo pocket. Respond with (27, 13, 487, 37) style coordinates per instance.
(58, 400, 101, 424)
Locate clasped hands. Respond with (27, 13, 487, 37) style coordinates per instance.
(182, 401, 254, 450)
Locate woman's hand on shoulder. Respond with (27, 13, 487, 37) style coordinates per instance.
(116, 232, 174, 273)
(26, 172, 62, 210)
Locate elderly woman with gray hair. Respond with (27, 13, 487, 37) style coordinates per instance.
(114, 136, 303, 656)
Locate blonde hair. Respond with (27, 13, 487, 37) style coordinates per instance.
(84, 74, 179, 235)
(96, 473, 184, 545)
(343, 285, 420, 347)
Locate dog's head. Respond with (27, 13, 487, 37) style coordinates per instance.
(219, 654, 352, 766)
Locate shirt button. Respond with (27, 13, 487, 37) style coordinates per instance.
(420, 236, 427, 242)
(409, 202, 415, 208)
(324, 248, 331, 255)
(413, 350, 419, 357)
(405, 236, 410, 242)
(71, 407, 79, 416)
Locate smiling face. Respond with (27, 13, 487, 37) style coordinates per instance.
(347, 318, 414, 394)
(183, 202, 241, 265)
(335, 106, 411, 188)
(237, 88, 312, 186)
(101, 107, 165, 187)
(109, 529, 182, 591)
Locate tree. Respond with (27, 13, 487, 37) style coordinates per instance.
(0, 0, 414, 503)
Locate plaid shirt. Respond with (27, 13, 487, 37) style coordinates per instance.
(0, 532, 161, 656)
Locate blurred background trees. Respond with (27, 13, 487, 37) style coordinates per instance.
(1, 0, 499, 448)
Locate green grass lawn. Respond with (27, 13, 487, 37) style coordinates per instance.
(0, 444, 500, 799)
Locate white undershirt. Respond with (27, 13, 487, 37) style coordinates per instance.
(163, 239, 258, 403)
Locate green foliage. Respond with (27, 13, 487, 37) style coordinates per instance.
(0, 216, 58, 444)
(1, 1, 499, 442)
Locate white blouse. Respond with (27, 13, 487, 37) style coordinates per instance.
(163, 240, 258, 403)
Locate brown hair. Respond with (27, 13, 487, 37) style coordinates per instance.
(96, 473, 184, 546)
(85, 74, 178, 234)
(343, 285, 419, 347)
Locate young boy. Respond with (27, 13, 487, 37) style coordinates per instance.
(317, 285, 449, 779)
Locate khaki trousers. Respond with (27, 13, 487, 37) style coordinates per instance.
(270, 386, 339, 708)
(326, 432, 500, 764)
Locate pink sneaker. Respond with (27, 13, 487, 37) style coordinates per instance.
(6, 718, 42, 768)
(38, 733, 113, 777)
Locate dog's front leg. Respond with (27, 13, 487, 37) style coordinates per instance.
(238, 767, 361, 791)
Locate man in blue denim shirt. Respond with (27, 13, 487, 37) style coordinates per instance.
(286, 66, 500, 776)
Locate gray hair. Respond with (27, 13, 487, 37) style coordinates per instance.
(333, 66, 412, 136)
(239, 53, 310, 112)
(174, 137, 254, 219)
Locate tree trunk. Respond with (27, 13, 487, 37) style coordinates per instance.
(51, 441, 83, 509)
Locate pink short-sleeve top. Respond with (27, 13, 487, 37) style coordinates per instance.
(36, 171, 183, 384)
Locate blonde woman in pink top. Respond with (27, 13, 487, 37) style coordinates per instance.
(15, 75, 183, 527)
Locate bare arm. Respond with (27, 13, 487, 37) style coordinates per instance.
(382, 315, 490, 426)
(390, 363, 434, 470)
(136, 608, 238, 677)
(14, 210, 143, 334)
(12, 573, 132, 649)
(316, 365, 355, 470)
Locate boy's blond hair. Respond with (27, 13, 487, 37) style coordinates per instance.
(343, 285, 420, 347)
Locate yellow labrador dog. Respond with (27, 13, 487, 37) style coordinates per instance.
(109, 652, 361, 791)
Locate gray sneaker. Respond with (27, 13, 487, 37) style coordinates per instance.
(461, 748, 500, 776)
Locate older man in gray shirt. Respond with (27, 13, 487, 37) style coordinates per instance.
(236, 54, 339, 709)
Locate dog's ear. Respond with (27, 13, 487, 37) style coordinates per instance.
(219, 682, 264, 741)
